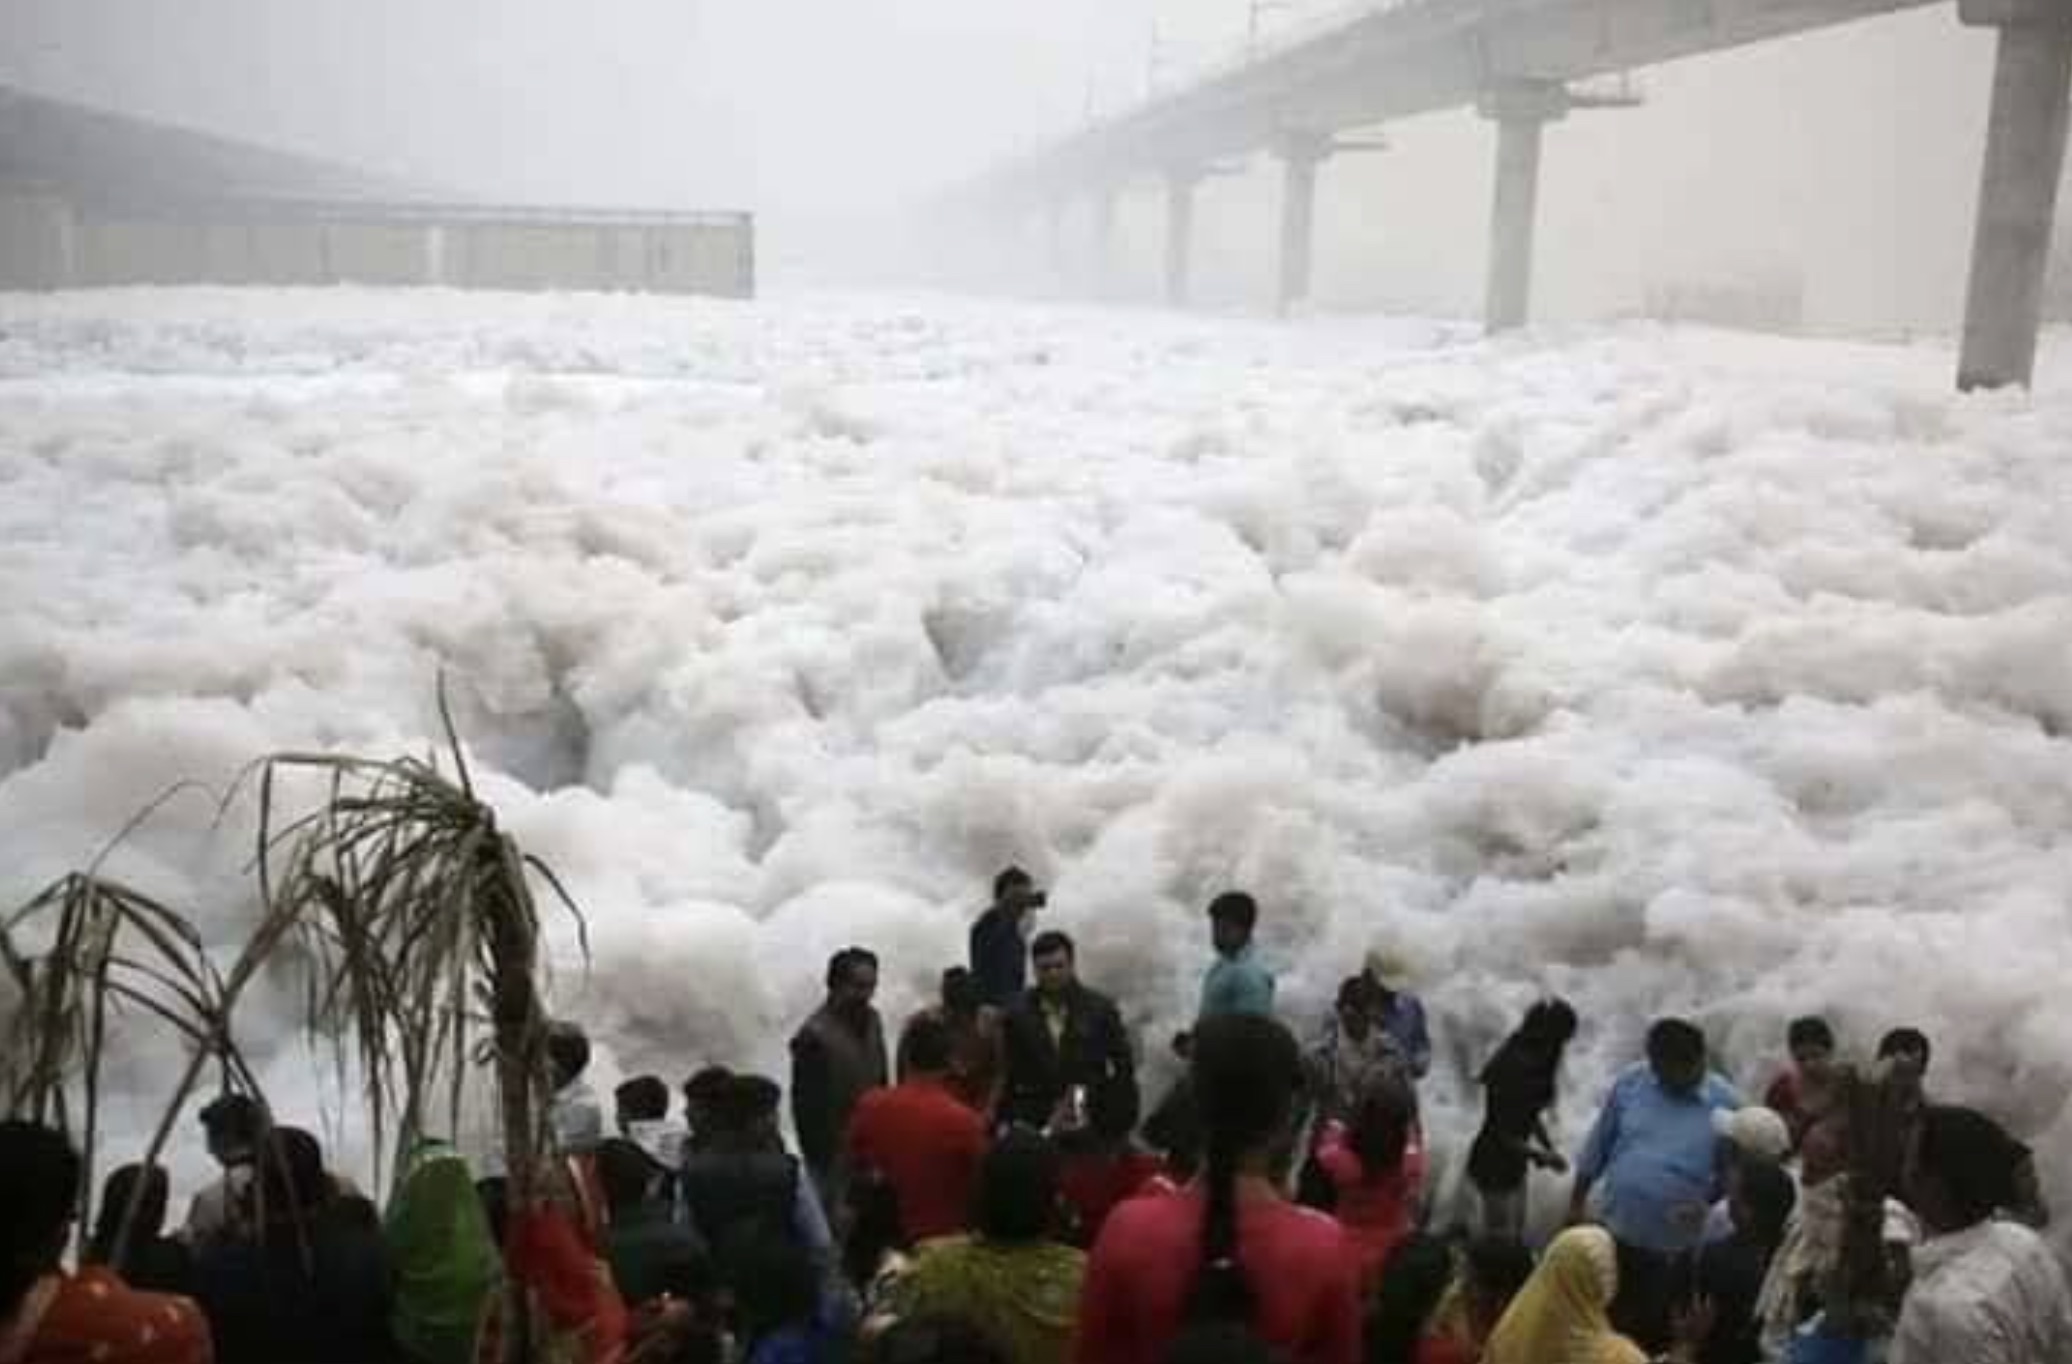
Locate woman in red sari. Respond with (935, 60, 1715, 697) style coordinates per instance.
(472, 1156, 629, 1364)
(0, 1120, 213, 1364)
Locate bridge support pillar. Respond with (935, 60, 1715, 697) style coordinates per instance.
(1164, 170, 1198, 308)
(1480, 82, 1569, 334)
(1957, 0, 2072, 390)
(1092, 187, 1118, 298)
(1277, 133, 1328, 317)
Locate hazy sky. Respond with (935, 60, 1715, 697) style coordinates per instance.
(0, 1, 2031, 332)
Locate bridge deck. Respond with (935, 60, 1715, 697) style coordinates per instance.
(989, 0, 1941, 197)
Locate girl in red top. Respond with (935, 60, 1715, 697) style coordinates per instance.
(1074, 1015, 1361, 1364)
(1314, 1074, 1424, 1288)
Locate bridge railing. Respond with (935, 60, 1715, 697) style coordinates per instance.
(1143, 0, 1435, 109)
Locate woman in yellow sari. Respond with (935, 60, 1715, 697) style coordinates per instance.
(1482, 1226, 1647, 1364)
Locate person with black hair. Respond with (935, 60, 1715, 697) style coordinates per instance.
(791, 947, 890, 1207)
(1764, 1016, 1838, 1151)
(998, 931, 1137, 1137)
(1306, 977, 1409, 1132)
(547, 1019, 604, 1155)
(1199, 893, 1275, 1022)
(1467, 997, 1578, 1240)
(905, 966, 1004, 1115)
(184, 1090, 266, 1247)
(0, 1120, 213, 1364)
(1569, 1018, 1739, 1353)
(683, 1075, 818, 1260)
(848, 1013, 990, 1241)
(1891, 1105, 2072, 1364)
(1075, 1013, 1359, 1364)
(730, 1223, 840, 1364)
(1142, 1033, 1204, 1192)
(194, 1125, 401, 1362)
(1056, 1082, 1165, 1248)
(87, 1163, 195, 1297)
(599, 1137, 709, 1309)
(1363, 1234, 1456, 1364)
(619, 1073, 689, 1173)
(885, 1129, 1086, 1364)
(683, 1065, 736, 1154)
(1683, 1159, 1795, 1364)
(1414, 1237, 1537, 1364)
(972, 867, 1046, 1011)
(1877, 1026, 1938, 1206)
(1314, 1073, 1423, 1286)
(1876, 1027, 1932, 1099)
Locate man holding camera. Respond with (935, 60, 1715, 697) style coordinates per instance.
(970, 866, 1046, 1010)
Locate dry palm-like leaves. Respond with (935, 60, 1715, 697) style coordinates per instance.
(250, 687, 586, 1363)
(2, 684, 584, 1363)
(0, 776, 270, 1266)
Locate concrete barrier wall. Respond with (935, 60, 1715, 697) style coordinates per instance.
(76, 217, 211, 285)
(246, 222, 328, 284)
(324, 222, 431, 285)
(653, 221, 755, 298)
(0, 193, 73, 288)
(8, 196, 756, 297)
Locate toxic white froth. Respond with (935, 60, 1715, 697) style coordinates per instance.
(1, 288, 2068, 1240)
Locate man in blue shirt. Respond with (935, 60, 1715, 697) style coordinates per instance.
(1198, 891, 1275, 1020)
(1570, 1016, 1741, 1353)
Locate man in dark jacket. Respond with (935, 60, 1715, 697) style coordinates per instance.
(997, 930, 1137, 1136)
(969, 866, 1044, 1010)
(789, 946, 889, 1207)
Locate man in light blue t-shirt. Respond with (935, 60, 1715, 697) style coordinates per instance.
(1570, 1016, 1741, 1353)
(1197, 890, 1275, 1021)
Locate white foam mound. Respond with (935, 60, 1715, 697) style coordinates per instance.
(1, 288, 2068, 1242)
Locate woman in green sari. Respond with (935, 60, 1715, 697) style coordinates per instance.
(386, 1137, 501, 1364)
(884, 1128, 1086, 1364)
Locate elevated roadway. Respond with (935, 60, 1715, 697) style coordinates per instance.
(973, 0, 2071, 390)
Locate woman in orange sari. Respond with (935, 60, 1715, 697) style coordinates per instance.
(0, 1120, 213, 1364)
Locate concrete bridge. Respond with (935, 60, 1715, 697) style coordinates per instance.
(973, 0, 2072, 390)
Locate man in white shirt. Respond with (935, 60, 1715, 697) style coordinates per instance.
(1891, 1105, 2072, 1364)
(182, 1092, 263, 1246)
(547, 1021, 604, 1155)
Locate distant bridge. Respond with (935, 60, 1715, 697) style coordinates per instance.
(971, 0, 2072, 390)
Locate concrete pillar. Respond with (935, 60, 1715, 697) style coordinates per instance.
(1091, 187, 1118, 298)
(1956, 2, 2072, 390)
(1165, 170, 1197, 308)
(1277, 139, 1324, 316)
(1480, 82, 1569, 334)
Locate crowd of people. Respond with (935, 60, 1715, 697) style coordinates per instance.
(3, 865, 2068, 1364)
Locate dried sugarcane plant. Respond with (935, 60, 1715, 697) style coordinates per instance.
(0, 683, 585, 1364)
(250, 686, 586, 1363)
(0, 866, 257, 1267)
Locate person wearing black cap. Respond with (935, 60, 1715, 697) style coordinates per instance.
(970, 867, 1045, 1011)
